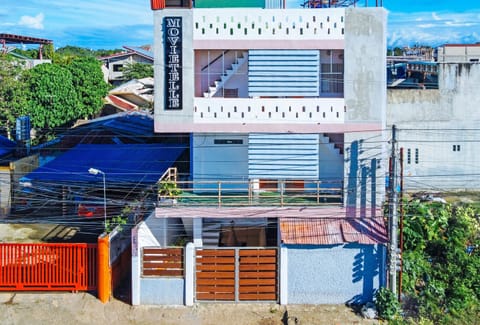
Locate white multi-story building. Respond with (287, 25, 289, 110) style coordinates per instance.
(131, 0, 388, 306)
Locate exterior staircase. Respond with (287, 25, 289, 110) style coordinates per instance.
(203, 52, 247, 98)
(202, 219, 221, 247)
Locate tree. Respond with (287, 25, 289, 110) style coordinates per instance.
(401, 200, 480, 323)
(0, 56, 29, 138)
(64, 57, 109, 118)
(24, 63, 80, 141)
(122, 62, 153, 80)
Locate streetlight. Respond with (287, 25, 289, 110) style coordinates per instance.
(88, 167, 107, 232)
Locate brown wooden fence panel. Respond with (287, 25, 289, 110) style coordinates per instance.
(0, 243, 97, 291)
(239, 249, 277, 301)
(142, 247, 184, 277)
(195, 249, 235, 301)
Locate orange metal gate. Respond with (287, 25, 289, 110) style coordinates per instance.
(0, 243, 97, 291)
(195, 248, 278, 302)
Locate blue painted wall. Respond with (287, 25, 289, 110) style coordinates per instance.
(286, 243, 386, 304)
(140, 278, 185, 305)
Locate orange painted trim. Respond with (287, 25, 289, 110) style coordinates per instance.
(97, 235, 111, 303)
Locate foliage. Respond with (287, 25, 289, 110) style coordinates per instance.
(105, 206, 131, 233)
(122, 62, 154, 80)
(400, 200, 480, 324)
(24, 63, 80, 141)
(55, 46, 121, 59)
(0, 46, 118, 144)
(12, 48, 39, 59)
(375, 287, 401, 320)
(158, 180, 182, 198)
(64, 57, 109, 118)
(0, 56, 29, 138)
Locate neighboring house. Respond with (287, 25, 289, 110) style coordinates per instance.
(387, 57, 480, 191)
(98, 46, 153, 85)
(0, 33, 53, 64)
(437, 43, 480, 63)
(102, 78, 154, 116)
(131, 0, 389, 305)
(387, 61, 438, 89)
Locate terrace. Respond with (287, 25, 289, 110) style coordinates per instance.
(156, 169, 343, 208)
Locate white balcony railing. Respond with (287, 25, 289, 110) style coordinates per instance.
(193, 9, 345, 41)
(194, 97, 345, 124)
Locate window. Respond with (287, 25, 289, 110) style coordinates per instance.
(407, 148, 411, 164)
(453, 144, 461, 152)
(113, 64, 123, 72)
(415, 148, 419, 164)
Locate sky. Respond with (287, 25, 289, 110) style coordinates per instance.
(1, 0, 479, 50)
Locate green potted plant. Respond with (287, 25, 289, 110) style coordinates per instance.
(158, 179, 182, 204)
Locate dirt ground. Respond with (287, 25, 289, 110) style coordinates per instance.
(0, 291, 379, 325)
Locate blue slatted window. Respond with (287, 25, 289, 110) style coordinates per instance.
(248, 50, 320, 97)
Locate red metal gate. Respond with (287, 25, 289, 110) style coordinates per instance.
(0, 243, 97, 291)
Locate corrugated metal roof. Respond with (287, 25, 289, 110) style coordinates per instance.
(280, 217, 387, 245)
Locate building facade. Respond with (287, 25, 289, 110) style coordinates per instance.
(388, 62, 480, 191)
(132, 0, 389, 305)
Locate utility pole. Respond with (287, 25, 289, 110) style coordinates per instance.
(388, 125, 399, 295)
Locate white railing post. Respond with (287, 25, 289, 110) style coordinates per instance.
(131, 225, 141, 305)
(280, 245, 288, 305)
(185, 242, 195, 306)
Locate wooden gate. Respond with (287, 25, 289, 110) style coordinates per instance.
(0, 243, 97, 291)
(195, 248, 277, 302)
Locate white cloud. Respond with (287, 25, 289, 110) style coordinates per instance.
(18, 13, 44, 30)
(418, 24, 435, 29)
(432, 12, 441, 21)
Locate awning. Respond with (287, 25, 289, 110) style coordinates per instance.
(20, 143, 186, 185)
(279, 217, 388, 245)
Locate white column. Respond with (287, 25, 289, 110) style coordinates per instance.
(131, 225, 141, 305)
(279, 245, 288, 305)
(193, 217, 203, 247)
(185, 242, 195, 306)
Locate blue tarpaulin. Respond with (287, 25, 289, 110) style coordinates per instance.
(20, 143, 186, 185)
(0, 135, 16, 157)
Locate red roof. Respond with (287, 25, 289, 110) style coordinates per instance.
(106, 95, 137, 111)
(279, 217, 387, 245)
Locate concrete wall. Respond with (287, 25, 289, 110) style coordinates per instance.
(343, 8, 387, 212)
(387, 63, 480, 190)
(132, 220, 187, 305)
(140, 278, 185, 305)
(344, 7, 386, 125)
(286, 243, 386, 304)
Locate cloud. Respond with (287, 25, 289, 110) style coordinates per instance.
(18, 13, 44, 30)
(431, 12, 441, 21)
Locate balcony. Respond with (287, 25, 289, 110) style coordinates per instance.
(157, 179, 343, 208)
(194, 97, 345, 124)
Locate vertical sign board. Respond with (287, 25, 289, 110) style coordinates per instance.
(164, 17, 183, 110)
